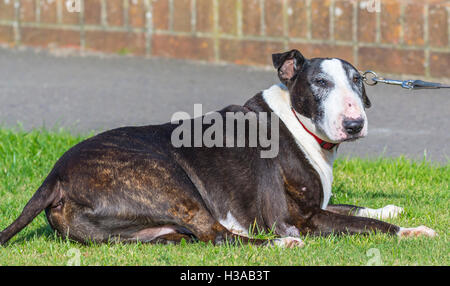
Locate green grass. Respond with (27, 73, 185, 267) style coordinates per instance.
(0, 128, 448, 266)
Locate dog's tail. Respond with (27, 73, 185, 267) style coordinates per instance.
(0, 174, 60, 246)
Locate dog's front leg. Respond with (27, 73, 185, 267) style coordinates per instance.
(326, 204, 404, 219)
(304, 208, 436, 238)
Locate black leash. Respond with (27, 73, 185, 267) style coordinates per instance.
(360, 70, 450, 90)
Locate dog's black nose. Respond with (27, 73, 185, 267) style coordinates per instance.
(343, 118, 364, 135)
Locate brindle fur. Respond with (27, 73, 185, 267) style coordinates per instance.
(0, 51, 400, 246)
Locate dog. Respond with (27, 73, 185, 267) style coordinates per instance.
(0, 49, 436, 248)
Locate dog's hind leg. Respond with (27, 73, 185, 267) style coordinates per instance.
(111, 226, 197, 244)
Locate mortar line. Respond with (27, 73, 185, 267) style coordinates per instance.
(329, 0, 335, 42)
(213, 0, 219, 62)
(306, 0, 311, 40)
(57, 0, 63, 24)
(168, 0, 173, 31)
(124, 0, 129, 29)
(447, 6, 450, 48)
(144, 0, 153, 56)
(101, 0, 107, 27)
(36, 0, 41, 23)
(260, 0, 265, 36)
(375, 1, 381, 43)
(399, 1, 405, 45)
(352, 0, 358, 66)
(282, 0, 288, 50)
(80, 0, 85, 51)
(191, 0, 196, 33)
(424, 3, 430, 78)
(14, 0, 20, 45)
(237, 0, 242, 38)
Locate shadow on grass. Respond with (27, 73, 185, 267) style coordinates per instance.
(332, 183, 406, 200)
(12, 224, 56, 244)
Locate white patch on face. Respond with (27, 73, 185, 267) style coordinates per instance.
(219, 211, 249, 237)
(263, 85, 335, 209)
(319, 59, 368, 142)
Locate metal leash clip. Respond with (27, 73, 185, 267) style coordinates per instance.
(360, 70, 450, 90)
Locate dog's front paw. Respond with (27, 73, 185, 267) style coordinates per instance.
(398, 226, 437, 238)
(378, 205, 404, 219)
(358, 205, 404, 219)
(271, 237, 305, 248)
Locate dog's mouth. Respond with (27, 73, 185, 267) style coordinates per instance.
(322, 127, 368, 144)
(341, 135, 363, 142)
(339, 129, 368, 142)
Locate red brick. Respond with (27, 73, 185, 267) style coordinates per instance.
(21, 27, 81, 47)
(153, 0, 169, 30)
(197, 0, 214, 33)
(403, 3, 424, 46)
(152, 34, 214, 61)
(61, 0, 81, 25)
(428, 4, 448, 47)
(218, 0, 237, 35)
(84, 0, 102, 25)
(358, 1, 377, 43)
(0, 26, 15, 44)
(85, 30, 146, 55)
(20, 0, 37, 23)
(265, 0, 284, 36)
(128, 0, 146, 28)
(40, 0, 57, 23)
(289, 43, 354, 63)
(287, 0, 307, 38)
(311, 0, 330, 39)
(219, 39, 284, 66)
(358, 47, 425, 75)
(242, 0, 261, 35)
(173, 0, 191, 32)
(380, 0, 401, 44)
(334, 0, 354, 42)
(106, 0, 124, 26)
(0, 1, 16, 20)
(430, 52, 450, 78)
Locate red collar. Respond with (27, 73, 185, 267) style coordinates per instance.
(291, 108, 339, 151)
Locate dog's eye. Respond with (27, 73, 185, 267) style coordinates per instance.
(353, 75, 362, 84)
(314, 79, 329, 87)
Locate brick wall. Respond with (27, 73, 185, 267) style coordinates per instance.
(0, 0, 449, 80)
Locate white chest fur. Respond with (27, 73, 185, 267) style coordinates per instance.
(262, 85, 335, 209)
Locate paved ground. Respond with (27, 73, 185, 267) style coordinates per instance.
(0, 47, 448, 163)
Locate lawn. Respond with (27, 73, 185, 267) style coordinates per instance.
(0, 128, 448, 266)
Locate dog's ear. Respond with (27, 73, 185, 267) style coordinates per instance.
(272, 49, 306, 85)
(362, 84, 371, 109)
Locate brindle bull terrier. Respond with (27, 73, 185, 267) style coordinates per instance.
(0, 50, 436, 248)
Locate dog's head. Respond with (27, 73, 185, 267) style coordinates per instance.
(272, 49, 371, 143)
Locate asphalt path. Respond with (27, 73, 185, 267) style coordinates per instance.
(0, 47, 448, 163)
